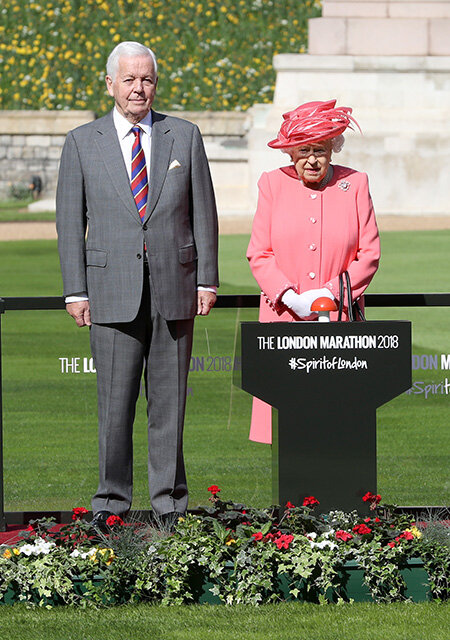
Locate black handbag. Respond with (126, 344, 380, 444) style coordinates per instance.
(337, 271, 366, 321)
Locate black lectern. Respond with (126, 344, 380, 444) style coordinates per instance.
(241, 322, 411, 513)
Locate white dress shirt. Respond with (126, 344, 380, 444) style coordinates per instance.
(113, 107, 152, 180)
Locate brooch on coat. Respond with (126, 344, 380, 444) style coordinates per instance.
(338, 180, 351, 191)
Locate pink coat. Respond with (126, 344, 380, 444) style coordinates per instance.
(246, 164, 380, 443)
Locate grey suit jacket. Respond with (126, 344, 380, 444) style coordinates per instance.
(56, 110, 219, 323)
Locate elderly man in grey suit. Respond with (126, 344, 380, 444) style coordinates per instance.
(56, 41, 218, 530)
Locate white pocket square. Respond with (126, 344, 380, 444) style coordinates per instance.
(169, 159, 181, 171)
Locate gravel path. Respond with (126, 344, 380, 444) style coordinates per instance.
(1, 215, 450, 241)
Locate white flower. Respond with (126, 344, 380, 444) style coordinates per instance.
(216, 58, 231, 68)
(311, 539, 338, 550)
(70, 549, 90, 559)
(19, 537, 55, 556)
(18, 544, 34, 557)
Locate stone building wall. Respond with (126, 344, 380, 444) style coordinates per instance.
(248, 0, 450, 216)
(0, 111, 94, 200)
(0, 110, 250, 215)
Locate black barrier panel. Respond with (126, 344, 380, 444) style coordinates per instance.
(240, 321, 412, 514)
(0, 306, 261, 530)
(2, 292, 450, 313)
(0, 294, 449, 530)
(0, 317, 4, 531)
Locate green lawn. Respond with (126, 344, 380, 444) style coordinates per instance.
(0, 199, 55, 222)
(0, 231, 449, 512)
(0, 602, 448, 640)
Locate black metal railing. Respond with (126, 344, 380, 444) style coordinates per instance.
(1, 292, 449, 529)
(2, 292, 450, 312)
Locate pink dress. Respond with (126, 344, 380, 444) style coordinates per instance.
(246, 164, 380, 443)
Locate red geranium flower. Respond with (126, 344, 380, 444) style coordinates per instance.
(399, 530, 414, 541)
(362, 491, 381, 503)
(353, 524, 372, 535)
(252, 532, 263, 541)
(274, 534, 294, 550)
(285, 501, 295, 509)
(302, 496, 320, 507)
(106, 515, 124, 527)
(335, 530, 354, 542)
(72, 507, 89, 521)
(387, 541, 396, 548)
(207, 485, 220, 495)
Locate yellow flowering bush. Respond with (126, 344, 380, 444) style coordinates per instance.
(89, 547, 116, 565)
(0, 0, 321, 112)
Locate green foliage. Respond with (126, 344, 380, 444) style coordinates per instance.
(0, 0, 321, 113)
(419, 515, 450, 550)
(8, 183, 32, 201)
(0, 496, 448, 608)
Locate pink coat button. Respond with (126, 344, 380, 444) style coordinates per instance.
(309, 272, 316, 279)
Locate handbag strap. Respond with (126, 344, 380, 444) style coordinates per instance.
(344, 270, 354, 321)
(338, 273, 344, 321)
(338, 271, 354, 321)
(353, 298, 366, 322)
(338, 270, 366, 321)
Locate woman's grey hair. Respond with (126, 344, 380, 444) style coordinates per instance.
(331, 134, 345, 153)
(283, 134, 345, 157)
(106, 41, 158, 79)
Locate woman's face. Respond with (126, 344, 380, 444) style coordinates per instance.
(290, 140, 332, 187)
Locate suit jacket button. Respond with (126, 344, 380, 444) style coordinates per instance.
(137, 253, 142, 259)
(143, 224, 147, 231)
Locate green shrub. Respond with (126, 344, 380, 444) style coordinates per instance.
(0, 0, 321, 113)
(8, 182, 32, 200)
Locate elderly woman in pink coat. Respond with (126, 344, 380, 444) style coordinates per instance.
(247, 100, 380, 444)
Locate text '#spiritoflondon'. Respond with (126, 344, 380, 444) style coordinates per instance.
(288, 356, 368, 373)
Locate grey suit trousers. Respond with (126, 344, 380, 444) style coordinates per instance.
(90, 264, 194, 516)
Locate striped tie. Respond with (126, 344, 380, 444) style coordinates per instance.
(131, 126, 148, 221)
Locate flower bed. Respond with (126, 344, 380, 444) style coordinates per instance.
(0, 0, 321, 112)
(1, 489, 448, 607)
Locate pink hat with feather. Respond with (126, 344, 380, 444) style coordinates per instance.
(268, 99, 361, 149)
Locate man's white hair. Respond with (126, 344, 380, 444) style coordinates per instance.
(106, 41, 158, 79)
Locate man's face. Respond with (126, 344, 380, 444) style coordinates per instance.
(106, 54, 158, 124)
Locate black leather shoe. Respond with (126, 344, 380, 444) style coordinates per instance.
(90, 510, 115, 534)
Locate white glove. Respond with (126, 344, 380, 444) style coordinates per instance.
(282, 288, 334, 319)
